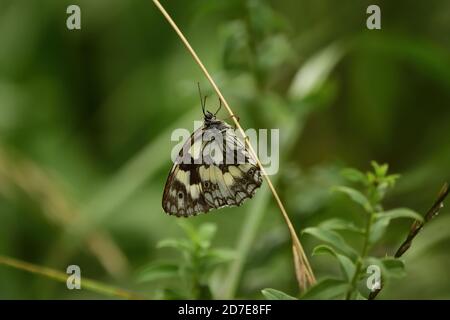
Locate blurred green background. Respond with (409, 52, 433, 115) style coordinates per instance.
(0, 0, 449, 299)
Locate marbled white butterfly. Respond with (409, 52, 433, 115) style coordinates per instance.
(162, 87, 262, 217)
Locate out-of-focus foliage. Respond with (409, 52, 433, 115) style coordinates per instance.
(137, 222, 234, 299)
(0, 0, 449, 299)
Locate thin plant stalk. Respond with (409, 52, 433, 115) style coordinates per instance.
(0, 255, 146, 300)
(151, 0, 316, 290)
(369, 182, 449, 299)
(345, 209, 374, 299)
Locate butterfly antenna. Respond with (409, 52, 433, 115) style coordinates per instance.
(198, 82, 206, 116)
(214, 97, 222, 116)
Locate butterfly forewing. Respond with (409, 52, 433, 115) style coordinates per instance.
(162, 119, 262, 217)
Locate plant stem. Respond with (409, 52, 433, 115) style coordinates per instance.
(151, 0, 315, 291)
(369, 182, 449, 300)
(0, 255, 147, 300)
(345, 211, 374, 299)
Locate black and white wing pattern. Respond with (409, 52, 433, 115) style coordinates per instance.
(162, 118, 262, 217)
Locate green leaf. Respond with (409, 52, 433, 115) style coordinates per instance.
(333, 186, 373, 212)
(261, 288, 298, 300)
(370, 208, 423, 244)
(385, 174, 401, 187)
(312, 245, 356, 281)
(367, 172, 376, 184)
(340, 168, 368, 185)
(300, 278, 349, 300)
(303, 227, 358, 259)
(176, 222, 218, 249)
(137, 263, 179, 283)
(369, 218, 390, 244)
(258, 34, 296, 72)
(371, 161, 388, 177)
(197, 223, 218, 248)
(289, 42, 345, 101)
(202, 248, 236, 268)
(319, 218, 364, 234)
(374, 208, 423, 222)
(157, 238, 192, 252)
(365, 257, 406, 279)
(177, 220, 198, 242)
(381, 258, 406, 278)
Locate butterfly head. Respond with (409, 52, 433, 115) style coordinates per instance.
(198, 83, 222, 124)
(201, 99, 222, 124)
(204, 110, 216, 122)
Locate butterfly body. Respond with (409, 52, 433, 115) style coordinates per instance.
(162, 109, 262, 217)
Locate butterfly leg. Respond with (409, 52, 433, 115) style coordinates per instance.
(231, 114, 240, 123)
(232, 115, 240, 130)
(224, 113, 240, 129)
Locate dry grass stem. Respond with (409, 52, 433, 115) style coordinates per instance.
(152, 0, 316, 290)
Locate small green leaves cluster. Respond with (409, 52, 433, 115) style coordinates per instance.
(263, 161, 422, 300)
(340, 161, 400, 212)
(137, 221, 235, 299)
